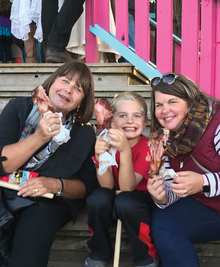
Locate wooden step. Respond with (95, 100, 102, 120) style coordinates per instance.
(48, 250, 220, 267)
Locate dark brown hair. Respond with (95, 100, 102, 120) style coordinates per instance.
(42, 61, 94, 124)
(150, 73, 219, 132)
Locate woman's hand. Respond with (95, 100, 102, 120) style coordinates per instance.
(169, 171, 204, 197)
(147, 176, 167, 204)
(17, 176, 59, 197)
(108, 129, 130, 153)
(33, 113, 61, 144)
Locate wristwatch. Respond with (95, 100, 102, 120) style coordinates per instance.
(202, 176, 210, 193)
(56, 178, 64, 197)
(202, 185, 210, 193)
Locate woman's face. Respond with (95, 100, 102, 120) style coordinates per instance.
(48, 75, 85, 119)
(155, 91, 188, 132)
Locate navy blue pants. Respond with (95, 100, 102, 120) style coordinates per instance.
(7, 199, 74, 267)
(86, 188, 156, 266)
(151, 196, 220, 267)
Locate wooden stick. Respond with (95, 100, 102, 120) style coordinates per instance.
(0, 180, 54, 199)
(113, 190, 122, 267)
(113, 219, 122, 267)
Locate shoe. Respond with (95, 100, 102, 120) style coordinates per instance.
(84, 257, 107, 267)
(46, 49, 73, 63)
(136, 256, 159, 267)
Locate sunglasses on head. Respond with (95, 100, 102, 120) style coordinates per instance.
(150, 73, 178, 87)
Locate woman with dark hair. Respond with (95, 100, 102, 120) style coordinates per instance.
(147, 73, 220, 267)
(0, 60, 98, 267)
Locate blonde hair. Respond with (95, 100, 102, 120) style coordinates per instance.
(111, 91, 148, 121)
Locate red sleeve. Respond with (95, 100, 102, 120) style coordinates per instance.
(132, 137, 151, 180)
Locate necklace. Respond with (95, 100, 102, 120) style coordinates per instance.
(179, 154, 189, 169)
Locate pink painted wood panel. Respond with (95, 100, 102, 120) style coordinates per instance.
(199, 0, 217, 96)
(85, 0, 98, 63)
(135, 0, 149, 62)
(115, 0, 129, 47)
(215, 1, 220, 99)
(174, 42, 181, 74)
(98, 0, 109, 32)
(156, 0, 173, 74)
(181, 0, 200, 83)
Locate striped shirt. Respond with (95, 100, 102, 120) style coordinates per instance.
(156, 124, 220, 209)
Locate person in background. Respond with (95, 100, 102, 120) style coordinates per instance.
(10, 0, 42, 63)
(148, 73, 220, 267)
(42, 0, 85, 63)
(0, 0, 13, 63)
(0, 61, 98, 267)
(85, 92, 158, 267)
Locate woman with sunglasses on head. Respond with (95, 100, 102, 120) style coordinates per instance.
(147, 73, 220, 267)
(0, 61, 98, 267)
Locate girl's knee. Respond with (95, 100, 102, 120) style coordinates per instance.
(87, 187, 114, 211)
(115, 191, 135, 215)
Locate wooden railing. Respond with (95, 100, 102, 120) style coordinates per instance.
(85, 0, 220, 98)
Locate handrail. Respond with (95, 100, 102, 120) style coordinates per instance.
(149, 18, 182, 45)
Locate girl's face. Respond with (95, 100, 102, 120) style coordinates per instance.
(49, 75, 85, 121)
(111, 100, 148, 144)
(155, 91, 188, 132)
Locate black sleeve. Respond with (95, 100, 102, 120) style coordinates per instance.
(0, 98, 32, 176)
(0, 99, 21, 176)
(76, 147, 98, 198)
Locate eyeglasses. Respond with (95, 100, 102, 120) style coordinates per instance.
(150, 73, 178, 87)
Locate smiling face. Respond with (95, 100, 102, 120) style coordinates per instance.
(111, 100, 148, 146)
(48, 75, 85, 121)
(155, 91, 188, 132)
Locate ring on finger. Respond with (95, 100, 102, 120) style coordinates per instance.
(34, 188, 38, 194)
(184, 189, 187, 196)
(48, 126, 52, 133)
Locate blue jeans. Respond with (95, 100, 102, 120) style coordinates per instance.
(151, 196, 220, 267)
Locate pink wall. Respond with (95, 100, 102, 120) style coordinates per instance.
(85, 0, 220, 97)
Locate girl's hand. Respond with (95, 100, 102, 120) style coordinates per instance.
(169, 171, 204, 197)
(95, 138, 111, 159)
(147, 176, 167, 204)
(34, 113, 61, 144)
(107, 129, 130, 153)
(17, 176, 59, 197)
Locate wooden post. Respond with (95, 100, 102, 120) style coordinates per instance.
(115, 0, 129, 47)
(113, 190, 122, 267)
(215, 1, 220, 99)
(135, 0, 150, 62)
(199, 0, 217, 96)
(156, 0, 173, 74)
(181, 0, 200, 83)
(85, 0, 98, 63)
